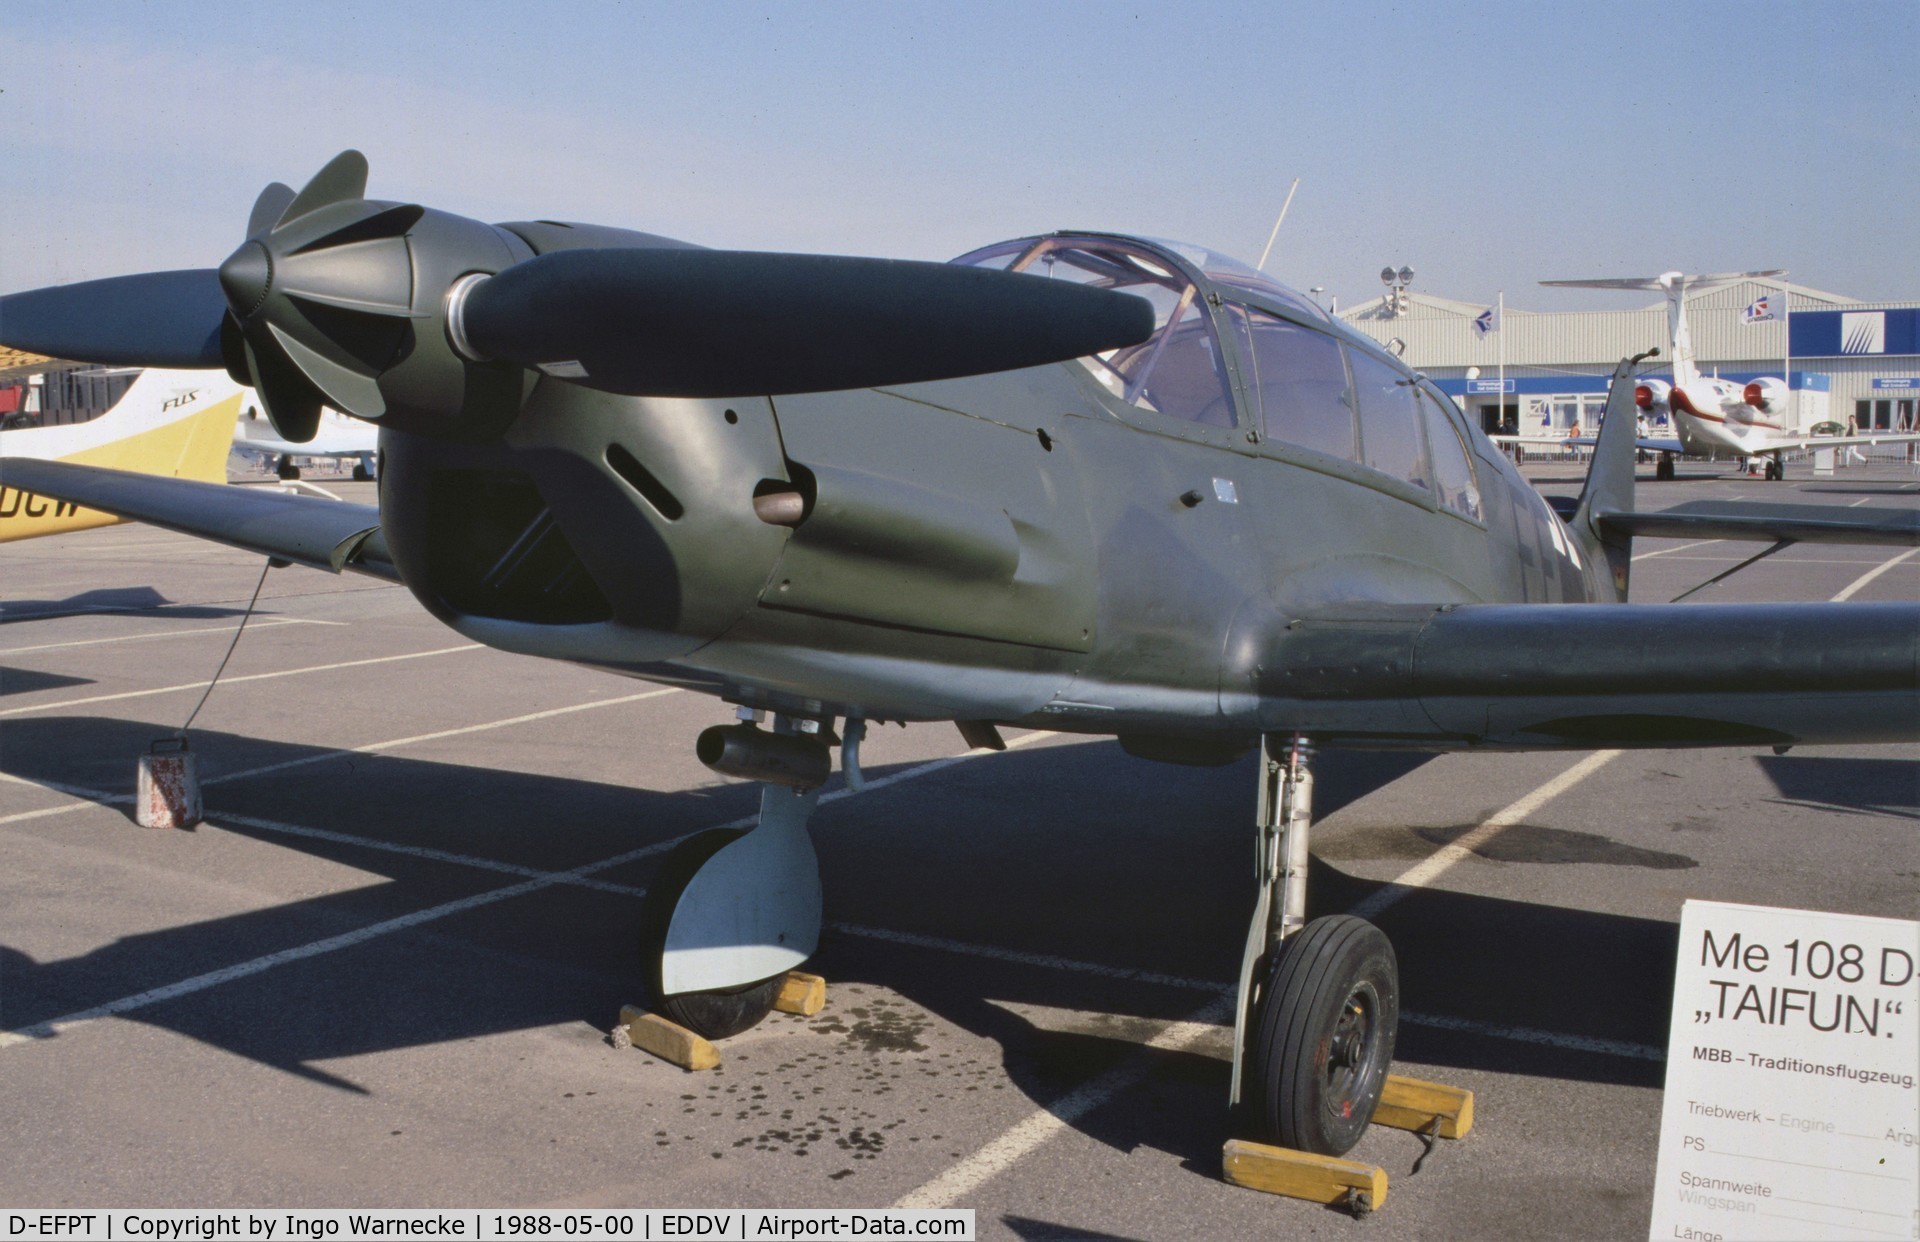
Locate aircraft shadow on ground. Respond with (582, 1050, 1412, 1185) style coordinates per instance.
(1000, 1217, 1151, 1242)
(1756, 753, 1920, 821)
(0, 666, 93, 696)
(0, 586, 256, 623)
(0, 715, 1778, 1155)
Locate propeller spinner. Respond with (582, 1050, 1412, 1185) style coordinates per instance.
(0, 152, 1156, 443)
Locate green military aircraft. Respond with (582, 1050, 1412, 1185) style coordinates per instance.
(3, 152, 1915, 1159)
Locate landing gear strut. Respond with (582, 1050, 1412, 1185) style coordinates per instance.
(639, 714, 827, 1040)
(1231, 736, 1399, 1156)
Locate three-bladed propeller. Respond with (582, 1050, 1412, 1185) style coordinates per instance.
(0, 152, 1156, 442)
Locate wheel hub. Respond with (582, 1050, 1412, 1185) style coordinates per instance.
(1327, 996, 1372, 1084)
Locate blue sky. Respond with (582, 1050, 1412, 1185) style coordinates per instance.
(4, 1, 1915, 311)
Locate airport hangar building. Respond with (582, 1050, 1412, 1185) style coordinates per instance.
(1336, 279, 1920, 441)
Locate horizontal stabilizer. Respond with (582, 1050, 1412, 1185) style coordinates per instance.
(0, 458, 394, 578)
(1599, 500, 1920, 546)
(1541, 270, 1784, 293)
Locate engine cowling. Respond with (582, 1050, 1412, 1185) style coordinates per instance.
(1744, 377, 1788, 412)
(1635, 378, 1671, 412)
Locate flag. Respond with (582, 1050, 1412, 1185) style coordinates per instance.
(1472, 305, 1500, 338)
(1743, 294, 1778, 323)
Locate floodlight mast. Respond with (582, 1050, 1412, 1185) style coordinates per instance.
(1380, 265, 1415, 318)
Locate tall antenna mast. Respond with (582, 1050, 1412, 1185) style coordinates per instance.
(1256, 178, 1301, 273)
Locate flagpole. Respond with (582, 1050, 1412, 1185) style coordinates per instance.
(1779, 276, 1793, 430)
(1498, 290, 1506, 439)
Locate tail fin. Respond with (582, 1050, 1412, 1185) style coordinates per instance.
(0, 367, 242, 542)
(1570, 349, 1658, 602)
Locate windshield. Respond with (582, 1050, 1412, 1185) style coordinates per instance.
(1141, 238, 1330, 324)
(952, 236, 1236, 428)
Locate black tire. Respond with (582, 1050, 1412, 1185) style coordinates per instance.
(1247, 915, 1398, 1156)
(277, 457, 300, 480)
(1765, 459, 1784, 481)
(640, 828, 781, 1040)
(1656, 456, 1675, 481)
(352, 462, 372, 481)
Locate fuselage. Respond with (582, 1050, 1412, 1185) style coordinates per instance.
(232, 404, 378, 463)
(371, 234, 1608, 741)
(1669, 377, 1790, 457)
(0, 367, 242, 540)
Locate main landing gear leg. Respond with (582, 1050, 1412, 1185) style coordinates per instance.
(640, 716, 825, 1040)
(1230, 735, 1399, 1157)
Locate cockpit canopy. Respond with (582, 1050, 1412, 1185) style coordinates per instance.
(950, 233, 1482, 524)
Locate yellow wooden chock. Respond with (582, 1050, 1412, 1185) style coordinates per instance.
(615, 1004, 720, 1071)
(1373, 1073, 1474, 1140)
(773, 970, 827, 1016)
(1223, 1139, 1386, 1213)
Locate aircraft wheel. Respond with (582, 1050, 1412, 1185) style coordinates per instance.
(1656, 456, 1675, 481)
(352, 463, 373, 481)
(1765, 459, 1784, 481)
(1247, 915, 1399, 1156)
(640, 828, 781, 1040)
(276, 456, 301, 480)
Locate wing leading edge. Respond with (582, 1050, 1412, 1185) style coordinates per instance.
(1258, 600, 1918, 749)
(0, 457, 394, 579)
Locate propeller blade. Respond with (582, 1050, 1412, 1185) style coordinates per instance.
(457, 249, 1157, 397)
(0, 269, 227, 369)
(247, 182, 297, 238)
(280, 150, 369, 225)
(242, 335, 324, 443)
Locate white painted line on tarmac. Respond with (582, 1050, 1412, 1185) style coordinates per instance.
(0, 690, 681, 827)
(895, 994, 1236, 1210)
(1829, 546, 1920, 603)
(213, 810, 651, 896)
(206, 688, 683, 787)
(1632, 539, 1719, 562)
(833, 924, 1664, 1059)
(0, 866, 627, 1049)
(0, 645, 482, 717)
(1347, 749, 1624, 921)
(0, 734, 1055, 1049)
(1657, 555, 1916, 566)
(0, 772, 1678, 1065)
(0, 617, 337, 657)
(1398, 1011, 1662, 1061)
(0, 777, 122, 826)
(831, 923, 1220, 993)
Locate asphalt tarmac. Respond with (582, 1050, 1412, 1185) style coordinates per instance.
(1, 460, 1915, 1240)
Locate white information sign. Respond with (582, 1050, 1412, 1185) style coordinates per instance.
(1650, 900, 1919, 1241)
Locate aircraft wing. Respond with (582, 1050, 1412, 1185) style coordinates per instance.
(1596, 499, 1920, 546)
(0, 457, 395, 579)
(1752, 432, 1920, 456)
(1265, 599, 1918, 748)
(1489, 435, 1683, 453)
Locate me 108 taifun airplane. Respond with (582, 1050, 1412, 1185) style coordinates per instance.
(1538, 270, 1920, 481)
(2, 152, 1916, 1159)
